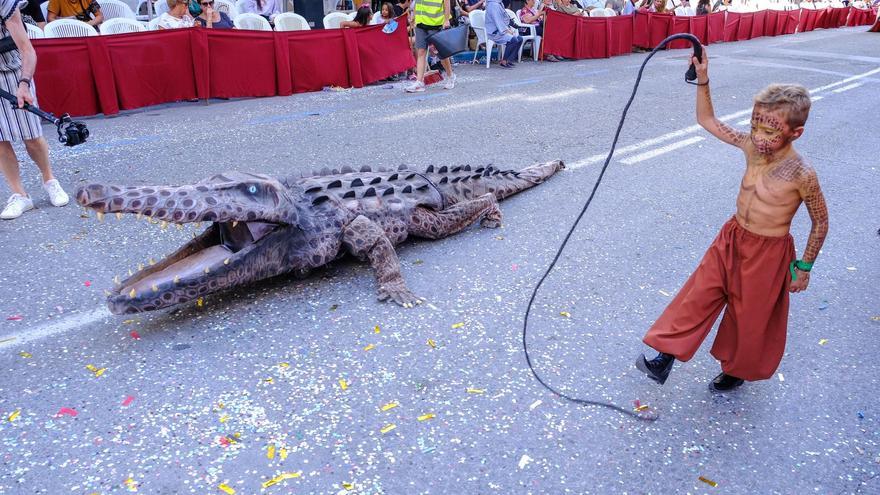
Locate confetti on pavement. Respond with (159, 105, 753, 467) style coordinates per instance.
(518, 454, 533, 469)
(56, 407, 78, 417)
(122, 396, 135, 406)
(380, 423, 397, 434)
(8, 409, 21, 422)
(699, 476, 718, 487)
(417, 413, 435, 421)
(217, 483, 236, 494)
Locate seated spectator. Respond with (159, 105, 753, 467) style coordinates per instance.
(340, 5, 371, 27)
(712, 0, 731, 10)
(240, 0, 281, 22)
(193, 0, 234, 28)
(158, 0, 195, 28)
(458, 0, 485, 24)
(393, 0, 411, 17)
(696, 0, 712, 14)
(641, 0, 671, 13)
(485, 0, 523, 68)
(518, 0, 544, 36)
(21, 0, 47, 28)
(378, 1, 396, 22)
(554, 0, 588, 16)
(605, 0, 636, 14)
(46, 0, 104, 29)
(578, 0, 605, 12)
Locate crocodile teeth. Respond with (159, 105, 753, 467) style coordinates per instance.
(115, 212, 123, 220)
(129, 288, 137, 298)
(176, 223, 183, 230)
(151, 284, 159, 293)
(136, 212, 143, 221)
(224, 258, 230, 265)
(160, 221, 168, 230)
(148, 258, 156, 266)
(173, 275, 180, 284)
(113, 275, 120, 285)
(232, 221, 238, 228)
(204, 267, 210, 274)
(96, 212, 104, 222)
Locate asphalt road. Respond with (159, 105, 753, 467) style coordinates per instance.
(0, 25, 878, 495)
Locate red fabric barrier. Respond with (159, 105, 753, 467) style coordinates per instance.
(736, 12, 754, 41)
(750, 10, 767, 38)
(707, 11, 726, 43)
(779, 9, 800, 35)
(542, 10, 633, 59)
(33, 19, 414, 117)
(829, 7, 849, 28)
(632, 11, 675, 48)
(724, 11, 741, 42)
(799, 8, 818, 32)
(846, 8, 871, 26)
(668, 15, 708, 49)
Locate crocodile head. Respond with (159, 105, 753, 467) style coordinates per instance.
(76, 172, 312, 314)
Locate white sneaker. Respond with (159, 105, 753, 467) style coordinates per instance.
(43, 179, 69, 207)
(405, 81, 426, 93)
(1, 193, 34, 220)
(443, 73, 457, 90)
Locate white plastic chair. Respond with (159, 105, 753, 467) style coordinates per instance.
(673, 5, 687, 14)
(40, 1, 48, 20)
(508, 9, 539, 62)
(590, 6, 608, 15)
(233, 12, 272, 29)
(215, 0, 239, 19)
(604, 7, 617, 15)
(322, 11, 349, 28)
(100, 0, 138, 20)
(25, 23, 44, 39)
(147, 16, 163, 29)
(44, 19, 99, 37)
(274, 12, 311, 30)
(153, 0, 170, 16)
(234, 0, 251, 16)
(468, 10, 503, 67)
(100, 17, 147, 33)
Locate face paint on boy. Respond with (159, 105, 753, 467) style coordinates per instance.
(750, 109, 790, 155)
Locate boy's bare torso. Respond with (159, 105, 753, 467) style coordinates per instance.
(736, 146, 808, 238)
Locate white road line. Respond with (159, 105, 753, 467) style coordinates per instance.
(0, 307, 111, 351)
(736, 118, 750, 126)
(620, 136, 705, 165)
(379, 87, 594, 122)
(811, 95, 824, 102)
(809, 67, 880, 93)
(831, 82, 863, 94)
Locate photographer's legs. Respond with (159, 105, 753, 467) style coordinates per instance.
(25, 137, 67, 207)
(0, 141, 25, 196)
(24, 137, 53, 183)
(0, 141, 34, 219)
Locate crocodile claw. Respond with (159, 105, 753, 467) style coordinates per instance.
(378, 279, 420, 307)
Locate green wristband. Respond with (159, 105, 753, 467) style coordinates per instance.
(790, 260, 814, 281)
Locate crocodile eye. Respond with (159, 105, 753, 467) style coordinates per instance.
(248, 185, 258, 194)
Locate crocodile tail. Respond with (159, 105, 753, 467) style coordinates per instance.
(501, 160, 565, 198)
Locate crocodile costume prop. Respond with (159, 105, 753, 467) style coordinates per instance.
(75, 160, 564, 314)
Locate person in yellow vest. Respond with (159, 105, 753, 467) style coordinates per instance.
(405, 0, 457, 92)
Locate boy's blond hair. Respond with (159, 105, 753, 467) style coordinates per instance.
(753, 84, 811, 128)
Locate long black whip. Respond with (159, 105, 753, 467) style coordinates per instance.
(522, 33, 704, 421)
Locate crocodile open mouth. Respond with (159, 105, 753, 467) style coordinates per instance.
(107, 220, 280, 303)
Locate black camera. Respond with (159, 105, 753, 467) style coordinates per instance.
(58, 116, 89, 147)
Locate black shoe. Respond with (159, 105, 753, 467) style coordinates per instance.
(635, 352, 675, 385)
(709, 372, 744, 392)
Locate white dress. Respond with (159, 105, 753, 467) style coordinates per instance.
(157, 12, 196, 29)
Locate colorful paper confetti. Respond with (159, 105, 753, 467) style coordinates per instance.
(466, 388, 485, 394)
(196, 297, 204, 307)
(373, 325, 380, 334)
(659, 289, 672, 297)
(451, 322, 464, 329)
(8, 409, 20, 422)
(86, 364, 107, 377)
(559, 311, 571, 318)
(380, 402, 398, 411)
(217, 483, 236, 494)
(363, 344, 375, 352)
(380, 423, 397, 434)
(6, 315, 22, 321)
(18, 351, 31, 358)
(819, 339, 829, 345)
(417, 413, 435, 421)
(342, 482, 354, 490)
(698, 476, 718, 487)
(261, 472, 301, 488)
(130, 331, 141, 340)
(518, 454, 533, 469)
(529, 400, 542, 410)
(84, 280, 91, 287)
(267, 444, 276, 459)
(427, 339, 436, 348)
(777, 373, 785, 382)
(56, 407, 78, 417)
(339, 379, 348, 391)
(279, 448, 288, 460)
(121, 396, 135, 406)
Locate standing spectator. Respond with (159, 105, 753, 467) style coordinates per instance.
(393, 0, 411, 16)
(405, 0, 456, 93)
(240, 0, 281, 22)
(340, 5, 372, 26)
(0, 4, 69, 220)
(46, 0, 104, 29)
(20, 1, 47, 28)
(696, 0, 712, 13)
(485, 0, 522, 68)
(379, 1, 396, 22)
(158, 0, 195, 28)
(193, 0, 235, 27)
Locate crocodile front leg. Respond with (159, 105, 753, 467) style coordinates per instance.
(342, 215, 420, 308)
(409, 193, 503, 239)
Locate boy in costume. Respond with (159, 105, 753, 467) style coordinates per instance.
(636, 47, 829, 392)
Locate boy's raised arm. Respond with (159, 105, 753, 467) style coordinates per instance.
(693, 48, 749, 149)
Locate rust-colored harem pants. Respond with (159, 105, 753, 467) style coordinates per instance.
(643, 216, 796, 381)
